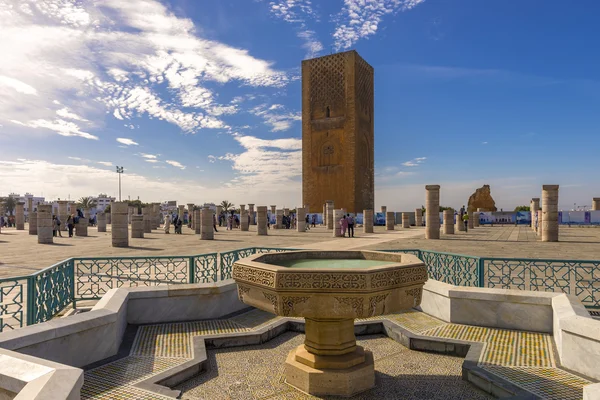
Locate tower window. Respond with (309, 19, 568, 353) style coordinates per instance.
(325, 106, 330, 118)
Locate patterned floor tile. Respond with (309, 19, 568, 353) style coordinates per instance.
(383, 310, 448, 333)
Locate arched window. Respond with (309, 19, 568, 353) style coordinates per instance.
(325, 106, 330, 118)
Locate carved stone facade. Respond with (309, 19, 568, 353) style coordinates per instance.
(302, 50, 374, 213)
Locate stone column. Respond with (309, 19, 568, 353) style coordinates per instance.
(142, 206, 152, 233)
(131, 215, 144, 238)
(200, 207, 214, 240)
(15, 202, 24, 230)
(537, 210, 543, 237)
(106, 208, 111, 225)
(275, 209, 283, 229)
(473, 211, 480, 227)
(153, 203, 160, 229)
(29, 211, 37, 235)
(97, 212, 107, 232)
(468, 211, 475, 229)
(333, 209, 343, 237)
(75, 211, 88, 236)
(111, 201, 129, 247)
(193, 209, 201, 234)
(386, 211, 395, 230)
(542, 185, 559, 242)
(37, 204, 53, 244)
(248, 204, 255, 225)
(443, 209, 454, 234)
(178, 205, 185, 222)
(58, 201, 68, 231)
(531, 198, 540, 232)
(27, 197, 33, 219)
(297, 207, 306, 232)
(425, 185, 440, 239)
(240, 209, 249, 231)
(402, 213, 410, 228)
(363, 209, 374, 233)
(326, 200, 334, 230)
(456, 213, 465, 231)
(322, 204, 326, 224)
(257, 206, 268, 236)
(187, 203, 195, 228)
(592, 198, 600, 211)
(415, 209, 423, 227)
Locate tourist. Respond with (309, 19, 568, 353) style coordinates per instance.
(460, 205, 466, 218)
(462, 212, 469, 232)
(0, 216, 4, 228)
(213, 214, 218, 232)
(305, 214, 310, 230)
(52, 216, 58, 237)
(340, 215, 348, 237)
(347, 213, 355, 238)
(227, 215, 232, 230)
(164, 214, 171, 234)
(67, 214, 74, 237)
(312, 214, 316, 227)
(175, 217, 183, 234)
(55, 216, 63, 237)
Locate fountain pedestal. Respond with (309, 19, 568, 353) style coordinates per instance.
(232, 250, 427, 397)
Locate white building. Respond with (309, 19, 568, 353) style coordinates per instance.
(6, 193, 45, 217)
(94, 194, 115, 212)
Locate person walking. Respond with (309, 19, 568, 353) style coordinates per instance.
(346, 213, 355, 237)
(67, 215, 74, 237)
(52, 216, 58, 237)
(305, 214, 310, 230)
(213, 214, 218, 232)
(312, 214, 316, 227)
(55, 215, 63, 237)
(462, 212, 469, 233)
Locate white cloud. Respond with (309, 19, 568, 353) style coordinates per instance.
(97, 161, 113, 166)
(140, 153, 158, 159)
(145, 159, 159, 163)
(219, 135, 302, 189)
(116, 138, 138, 146)
(250, 103, 301, 131)
(401, 157, 426, 167)
(0, 75, 37, 95)
(166, 160, 186, 170)
(333, 0, 426, 50)
(208, 155, 216, 163)
(0, 0, 291, 140)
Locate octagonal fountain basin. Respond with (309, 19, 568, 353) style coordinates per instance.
(232, 250, 428, 397)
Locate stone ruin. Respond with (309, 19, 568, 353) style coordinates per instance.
(467, 184, 498, 213)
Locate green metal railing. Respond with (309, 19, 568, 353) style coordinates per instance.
(1, 247, 599, 332)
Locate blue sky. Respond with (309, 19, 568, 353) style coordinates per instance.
(0, 0, 599, 210)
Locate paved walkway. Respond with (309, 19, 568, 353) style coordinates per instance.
(80, 309, 592, 400)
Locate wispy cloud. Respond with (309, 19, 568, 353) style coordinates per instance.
(250, 103, 301, 131)
(117, 138, 138, 146)
(166, 160, 186, 170)
(208, 155, 216, 163)
(139, 153, 158, 159)
(333, 0, 426, 51)
(97, 161, 113, 166)
(401, 157, 426, 167)
(482, 141, 488, 145)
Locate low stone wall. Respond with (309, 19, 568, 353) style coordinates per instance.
(0, 282, 246, 398)
(419, 280, 600, 383)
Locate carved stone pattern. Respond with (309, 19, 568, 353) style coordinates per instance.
(368, 293, 389, 317)
(335, 297, 364, 318)
(277, 273, 367, 290)
(237, 285, 250, 301)
(263, 292, 279, 314)
(370, 267, 428, 289)
(356, 56, 374, 119)
(232, 265, 276, 287)
(282, 296, 309, 317)
(405, 287, 423, 306)
(309, 53, 345, 119)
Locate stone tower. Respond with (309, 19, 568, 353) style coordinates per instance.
(301, 50, 374, 213)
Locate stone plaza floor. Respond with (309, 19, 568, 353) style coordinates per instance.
(2, 224, 600, 279)
(80, 309, 591, 400)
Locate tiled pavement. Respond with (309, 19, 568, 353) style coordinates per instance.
(81, 309, 593, 400)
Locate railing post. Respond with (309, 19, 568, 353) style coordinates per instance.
(478, 258, 485, 287)
(69, 259, 76, 310)
(189, 256, 196, 284)
(26, 275, 36, 326)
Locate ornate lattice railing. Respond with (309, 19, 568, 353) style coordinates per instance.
(74, 256, 190, 300)
(30, 259, 74, 325)
(2, 247, 600, 332)
(0, 276, 28, 331)
(483, 258, 600, 309)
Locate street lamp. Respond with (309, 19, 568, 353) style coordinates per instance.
(116, 166, 124, 201)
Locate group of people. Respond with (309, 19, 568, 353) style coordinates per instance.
(339, 214, 356, 237)
(164, 214, 183, 234)
(0, 216, 15, 227)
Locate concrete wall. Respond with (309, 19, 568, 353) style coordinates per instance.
(419, 280, 600, 383)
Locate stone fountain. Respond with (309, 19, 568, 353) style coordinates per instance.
(232, 250, 428, 397)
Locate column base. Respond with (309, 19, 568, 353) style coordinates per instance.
(285, 348, 375, 397)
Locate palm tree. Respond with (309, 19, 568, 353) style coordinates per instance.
(0, 196, 17, 216)
(77, 196, 97, 210)
(220, 200, 234, 212)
